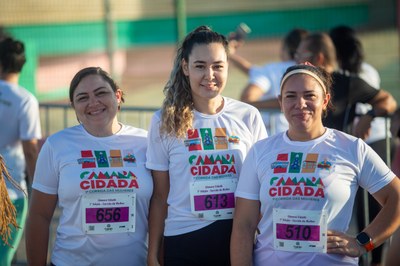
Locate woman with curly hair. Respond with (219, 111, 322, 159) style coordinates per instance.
(146, 25, 267, 266)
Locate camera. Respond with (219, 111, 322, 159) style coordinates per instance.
(229, 23, 252, 41)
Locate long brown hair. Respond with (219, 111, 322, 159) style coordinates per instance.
(160, 25, 229, 138)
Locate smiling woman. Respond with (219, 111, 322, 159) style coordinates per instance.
(69, 68, 124, 137)
(25, 67, 153, 266)
(146, 25, 267, 266)
(230, 63, 400, 266)
(278, 64, 333, 141)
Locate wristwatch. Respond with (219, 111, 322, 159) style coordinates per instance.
(356, 232, 374, 252)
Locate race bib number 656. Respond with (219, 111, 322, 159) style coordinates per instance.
(82, 193, 136, 234)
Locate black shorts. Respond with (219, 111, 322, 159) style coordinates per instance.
(164, 219, 232, 266)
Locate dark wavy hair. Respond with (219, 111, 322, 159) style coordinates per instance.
(0, 37, 26, 74)
(329, 25, 364, 74)
(283, 28, 309, 60)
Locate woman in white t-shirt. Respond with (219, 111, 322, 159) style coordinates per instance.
(25, 67, 153, 266)
(146, 25, 267, 266)
(231, 63, 400, 266)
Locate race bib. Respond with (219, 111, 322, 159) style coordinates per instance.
(82, 193, 136, 234)
(273, 208, 327, 253)
(189, 178, 237, 220)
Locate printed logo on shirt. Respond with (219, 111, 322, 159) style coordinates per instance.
(122, 149, 137, 166)
(0, 96, 12, 106)
(228, 135, 240, 144)
(95, 151, 109, 168)
(79, 170, 139, 190)
(77, 149, 138, 168)
(189, 153, 237, 179)
(271, 153, 334, 174)
(185, 129, 203, 151)
(214, 128, 228, 150)
(302, 153, 318, 173)
(200, 128, 215, 150)
(289, 153, 303, 173)
(271, 154, 289, 173)
(78, 150, 96, 168)
(267, 152, 337, 201)
(109, 150, 123, 167)
(317, 154, 333, 170)
(184, 127, 240, 152)
(269, 176, 325, 199)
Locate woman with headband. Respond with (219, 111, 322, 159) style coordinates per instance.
(230, 63, 400, 265)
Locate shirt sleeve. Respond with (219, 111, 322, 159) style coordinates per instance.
(251, 108, 269, 142)
(145, 111, 170, 171)
(32, 139, 59, 194)
(249, 66, 271, 93)
(348, 76, 380, 105)
(19, 94, 42, 140)
(235, 145, 261, 200)
(357, 139, 395, 194)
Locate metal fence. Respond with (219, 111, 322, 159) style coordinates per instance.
(39, 103, 159, 136)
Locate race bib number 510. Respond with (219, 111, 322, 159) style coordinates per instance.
(273, 208, 327, 253)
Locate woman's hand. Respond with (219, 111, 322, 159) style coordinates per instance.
(327, 230, 365, 257)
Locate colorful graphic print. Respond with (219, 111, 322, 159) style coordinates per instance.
(271, 154, 289, 173)
(271, 152, 333, 174)
(78, 150, 96, 168)
(269, 176, 325, 198)
(189, 153, 237, 178)
(268, 152, 334, 199)
(78, 149, 137, 169)
(184, 127, 240, 152)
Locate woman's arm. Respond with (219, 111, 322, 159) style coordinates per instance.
(231, 197, 260, 266)
(147, 170, 170, 266)
(328, 177, 400, 257)
(21, 139, 39, 186)
(25, 189, 58, 266)
(363, 177, 400, 247)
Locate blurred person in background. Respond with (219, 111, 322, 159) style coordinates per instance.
(329, 25, 395, 266)
(0, 37, 41, 266)
(146, 25, 267, 266)
(231, 63, 400, 266)
(295, 32, 397, 138)
(229, 28, 309, 135)
(384, 107, 400, 266)
(0, 26, 11, 41)
(390, 108, 400, 176)
(25, 67, 153, 266)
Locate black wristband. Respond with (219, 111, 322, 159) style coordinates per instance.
(366, 109, 376, 118)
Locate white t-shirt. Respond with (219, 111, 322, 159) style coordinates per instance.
(236, 128, 395, 266)
(33, 124, 152, 266)
(146, 97, 268, 236)
(248, 61, 293, 135)
(0, 80, 41, 199)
